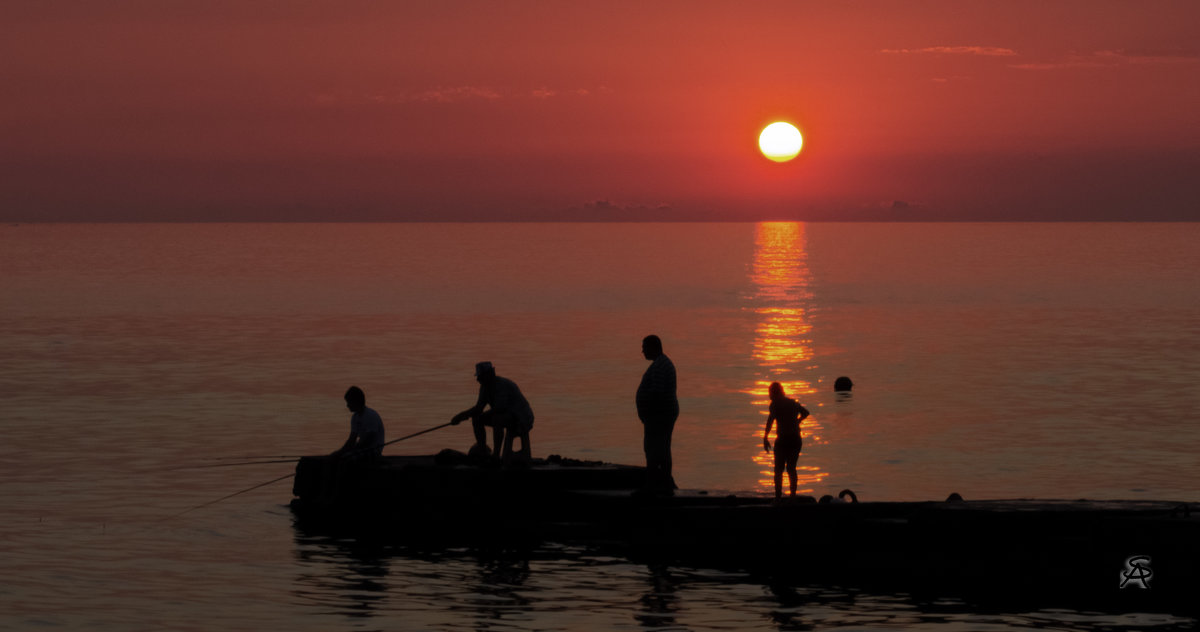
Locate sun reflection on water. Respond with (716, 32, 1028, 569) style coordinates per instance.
(744, 223, 827, 494)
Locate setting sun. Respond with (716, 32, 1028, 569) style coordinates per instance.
(758, 122, 804, 162)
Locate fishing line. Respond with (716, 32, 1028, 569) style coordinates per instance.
(161, 421, 453, 519)
(166, 459, 300, 471)
(207, 455, 307, 461)
(160, 472, 295, 522)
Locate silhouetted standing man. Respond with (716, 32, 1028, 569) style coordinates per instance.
(637, 335, 678, 493)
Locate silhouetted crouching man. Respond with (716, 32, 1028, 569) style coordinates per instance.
(637, 335, 679, 494)
(762, 382, 809, 498)
(332, 386, 385, 460)
(451, 362, 534, 463)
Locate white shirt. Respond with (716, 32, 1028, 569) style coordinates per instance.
(350, 406, 385, 452)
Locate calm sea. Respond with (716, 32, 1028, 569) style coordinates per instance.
(2, 222, 1197, 630)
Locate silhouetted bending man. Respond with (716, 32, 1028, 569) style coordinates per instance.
(451, 361, 534, 463)
(762, 382, 810, 498)
(333, 386, 385, 460)
(637, 335, 679, 493)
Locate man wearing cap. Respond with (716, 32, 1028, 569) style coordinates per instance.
(451, 362, 535, 463)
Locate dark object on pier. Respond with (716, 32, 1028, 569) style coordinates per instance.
(291, 452, 646, 524)
(819, 488, 859, 504)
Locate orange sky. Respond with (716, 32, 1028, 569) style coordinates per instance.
(3, 1, 1199, 221)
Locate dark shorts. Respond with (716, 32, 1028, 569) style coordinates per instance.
(642, 418, 676, 465)
(478, 410, 532, 434)
(774, 434, 802, 463)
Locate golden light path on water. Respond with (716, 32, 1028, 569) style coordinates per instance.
(745, 222, 827, 494)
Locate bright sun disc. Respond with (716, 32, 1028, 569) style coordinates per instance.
(758, 122, 803, 162)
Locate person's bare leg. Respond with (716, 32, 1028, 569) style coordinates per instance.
(471, 417, 489, 453)
(493, 426, 505, 459)
(501, 428, 516, 462)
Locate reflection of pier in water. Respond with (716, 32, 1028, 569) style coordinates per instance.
(744, 222, 827, 494)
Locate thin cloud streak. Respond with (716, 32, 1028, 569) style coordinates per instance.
(881, 46, 1017, 56)
(413, 86, 503, 102)
(1012, 49, 1200, 70)
(311, 85, 599, 105)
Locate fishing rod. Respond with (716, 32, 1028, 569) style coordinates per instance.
(336, 421, 455, 458)
(183, 423, 454, 469)
(162, 421, 456, 519)
(381, 421, 453, 448)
